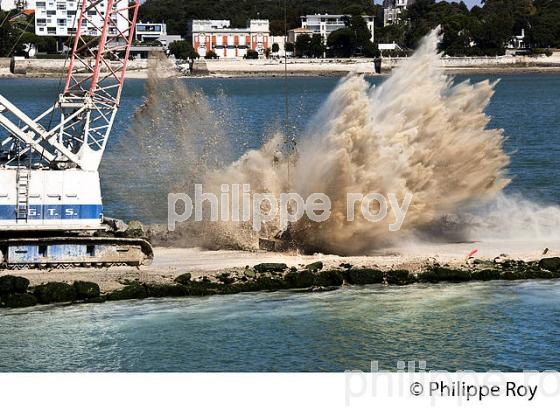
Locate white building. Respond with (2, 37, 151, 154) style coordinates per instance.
(383, 0, 415, 26)
(187, 19, 270, 58)
(301, 14, 375, 44)
(508, 28, 526, 50)
(1, 0, 35, 10)
(135, 22, 181, 47)
(34, 0, 128, 37)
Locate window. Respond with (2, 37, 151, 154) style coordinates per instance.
(47, 27, 56, 34)
(38, 246, 48, 258)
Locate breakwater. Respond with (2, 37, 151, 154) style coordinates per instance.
(2, 256, 560, 310)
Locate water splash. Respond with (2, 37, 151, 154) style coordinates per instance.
(208, 30, 511, 254)
(129, 33, 560, 255)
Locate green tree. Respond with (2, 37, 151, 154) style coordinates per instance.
(205, 50, 219, 59)
(271, 42, 280, 53)
(327, 28, 356, 57)
(244, 49, 259, 59)
(375, 23, 406, 46)
(310, 34, 326, 57)
(526, 0, 560, 48)
(139, 0, 380, 36)
(20, 32, 57, 54)
(168, 40, 199, 59)
(0, 15, 21, 57)
(295, 33, 312, 57)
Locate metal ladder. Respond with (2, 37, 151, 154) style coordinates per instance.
(16, 167, 30, 222)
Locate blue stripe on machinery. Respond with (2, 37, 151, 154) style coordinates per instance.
(0, 205, 103, 220)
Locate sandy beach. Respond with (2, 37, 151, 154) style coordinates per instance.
(6, 238, 557, 292)
(2, 53, 560, 79)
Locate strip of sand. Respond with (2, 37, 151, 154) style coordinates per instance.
(5, 238, 557, 292)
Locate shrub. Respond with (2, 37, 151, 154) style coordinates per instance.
(244, 49, 259, 59)
(205, 50, 218, 59)
(168, 40, 198, 60)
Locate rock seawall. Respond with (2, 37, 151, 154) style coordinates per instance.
(2, 257, 560, 310)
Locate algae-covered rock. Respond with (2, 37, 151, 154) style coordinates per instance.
(73, 281, 101, 299)
(0, 275, 30, 294)
(343, 268, 384, 285)
(255, 275, 288, 290)
(244, 269, 256, 278)
(82, 296, 106, 304)
(501, 270, 527, 280)
(285, 270, 316, 288)
(471, 269, 501, 281)
(386, 270, 415, 285)
(217, 273, 235, 285)
(253, 263, 288, 273)
(34, 282, 77, 304)
(420, 267, 471, 283)
(184, 281, 222, 296)
(106, 283, 147, 301)
(530, 269, 560, 279)
(174, 273, 192, 285)
(145, 283, 189, 298)
(539, 257, 560, 272)
(305, 261, 324, 272)
(315, 270, 344, 287)
(3, 293, 37, 308)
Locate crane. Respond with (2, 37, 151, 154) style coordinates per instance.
(0, 0, 153, 269)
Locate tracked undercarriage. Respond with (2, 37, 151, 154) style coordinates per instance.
(0, 234, 153, 270)
(0, 1, 149, 271)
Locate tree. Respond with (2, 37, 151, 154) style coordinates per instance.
(271, 42, 280, 53)
(244, 49, 259, 59)
(376, 23, 406, 46)
(526, 0, 560, 48)
(295, 33, 325, 57)
(19, 32, 57, 54)
(440, 14, 479, 56)
(326, 15, 376, 58)
(348, 15, 373, 55)
(0, 15, 21, 57)
(285, 42, 295, 53)
(295, 33, 311, 57)
(327, 28, 356, 58)
(168, 40, 199, 59)
(205, 50, 218, 59)
(138, 0, 379, 36)
(309, 34, 326, 57)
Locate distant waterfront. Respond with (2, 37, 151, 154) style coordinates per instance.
(2, 54, 560, 79)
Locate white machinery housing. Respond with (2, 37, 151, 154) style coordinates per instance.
(0, 0, 153, 268)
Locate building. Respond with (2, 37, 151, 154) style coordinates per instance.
(300, 14, 374, 44)
(1, 0, 35, 10)
(187, 19, 270, 58)
(287, 27, 312, 44)
(383, 0, 415, 26)
(508, 29, 526, 50)
(135, 22, 181, 47)
(34, 0, 128, 37)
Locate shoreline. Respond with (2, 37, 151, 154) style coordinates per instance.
(3, 66, 560, 79)
(3, 56, 560, 79)
(2, 241, 560, 310)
